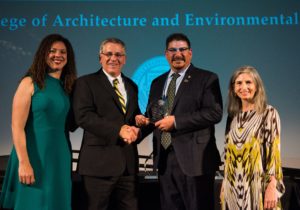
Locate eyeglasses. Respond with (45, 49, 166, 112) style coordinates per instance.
(166, 47, 190, 53)
(101, 52, 125, 58)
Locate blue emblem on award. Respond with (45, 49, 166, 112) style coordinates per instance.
(132, 56, 169, 113)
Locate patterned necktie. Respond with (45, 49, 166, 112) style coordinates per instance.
(113, 79, 126, 114)
(161, 73, 180, 149)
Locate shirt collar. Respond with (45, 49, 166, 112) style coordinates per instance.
(168, 64, 190, 78)
(102, 68, 122, 85)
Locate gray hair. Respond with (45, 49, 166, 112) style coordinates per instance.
(99, 37, 126, 55)
(227, 65, 267, 116)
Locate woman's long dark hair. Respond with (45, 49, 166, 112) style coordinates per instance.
(26, 34, 77, 94)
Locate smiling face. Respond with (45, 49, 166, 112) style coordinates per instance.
(165, 40, 192, 71)
(46, 41, 67, 71)
(100, 42, 126, 77)
(234, 73, 257, 103)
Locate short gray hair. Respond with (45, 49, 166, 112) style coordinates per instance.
(99, 38, 126, 55)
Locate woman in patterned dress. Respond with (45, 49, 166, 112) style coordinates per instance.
(220, 66, 285, 210)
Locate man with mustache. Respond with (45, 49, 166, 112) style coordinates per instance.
(136, 33, 223, 210)
(73, 38, 141, 210)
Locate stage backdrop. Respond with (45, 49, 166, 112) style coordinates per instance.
(1, 0, 299, 169)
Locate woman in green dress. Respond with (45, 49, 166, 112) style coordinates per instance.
(0, 34, 77, 210)
(220, 66, 285, 210)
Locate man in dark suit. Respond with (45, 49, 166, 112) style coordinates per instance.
(136, 33, 223, 210)
(73, 38, 141, 210)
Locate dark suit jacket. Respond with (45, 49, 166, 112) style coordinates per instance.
(72, 69, 141, 177)
(148, 64, 223, 176)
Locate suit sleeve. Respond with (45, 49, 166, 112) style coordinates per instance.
(72, 78, 121, 144)
(175, 73, 223, 132)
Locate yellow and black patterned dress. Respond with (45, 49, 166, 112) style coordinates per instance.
(222, 105, 285, 210)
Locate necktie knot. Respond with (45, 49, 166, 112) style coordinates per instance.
(113, 78, 119, 86)
(172, 73, 180, 80)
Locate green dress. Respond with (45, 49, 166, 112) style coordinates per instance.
(0, 75, 72, 210)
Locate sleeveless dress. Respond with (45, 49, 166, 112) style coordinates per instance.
(0, 75, 72, 210)
(221, 105, 285, 210)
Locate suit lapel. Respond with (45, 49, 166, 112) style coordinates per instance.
(171, 66, 193, 113)
(123, 76, 133, 117)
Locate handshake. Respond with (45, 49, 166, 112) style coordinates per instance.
(119, 124, 140, 144)
(119, 113, 176, 144)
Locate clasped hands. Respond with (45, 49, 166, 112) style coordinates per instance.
(135, 114, 175, 132)
(119, 124, 140, 144)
